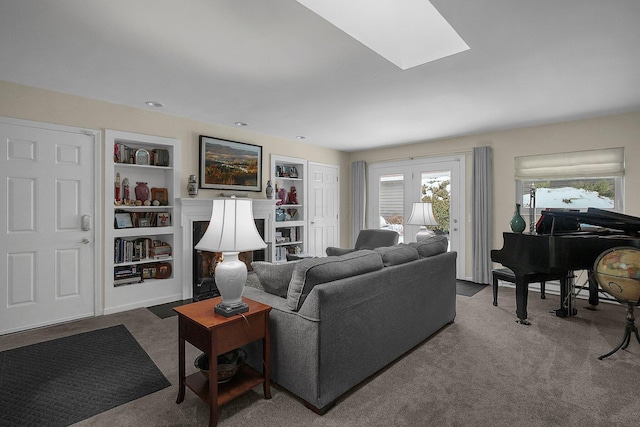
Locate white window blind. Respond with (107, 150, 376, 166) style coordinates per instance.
(514, 147, 624, 180)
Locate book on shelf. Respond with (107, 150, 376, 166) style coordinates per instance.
(114, 143, 169, 166)
(114, 276, 142, 287)
(115, 238, 162, 263)
(149, 242, 172, 258)
(114, 265, 141, 277)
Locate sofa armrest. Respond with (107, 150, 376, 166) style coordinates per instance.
(325, 247, 356, 256)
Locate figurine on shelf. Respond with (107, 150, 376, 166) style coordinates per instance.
(288, 186, 298, 204)
(277, 187, 287, 206)
(122, 178, 130, 203)
(115, 172, 121, 202)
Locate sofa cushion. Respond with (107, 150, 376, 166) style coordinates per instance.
(287, 250, 384, 311)
(251, 261, 298, 298)
(374, 244, 419, 266)
(408, 235, 449, 258)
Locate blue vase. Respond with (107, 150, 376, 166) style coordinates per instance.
(510, 203, 526, 233)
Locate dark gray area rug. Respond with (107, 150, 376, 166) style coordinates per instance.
(0, 324, 171, 427)
(456, 280, 487, 297)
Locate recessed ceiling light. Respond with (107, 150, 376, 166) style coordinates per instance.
(235, 122, 248, 126)
(296, 136, 306, 140)
(145, 101, 164, 108)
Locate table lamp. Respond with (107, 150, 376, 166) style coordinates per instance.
(406, 202, 438, 241)
(195, 197, 266, 317)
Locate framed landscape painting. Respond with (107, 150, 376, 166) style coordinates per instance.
(199, 135, 262, 192)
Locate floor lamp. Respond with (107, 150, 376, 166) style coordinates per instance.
(406, 202, 438, 242)
(195, 197, 266, 317)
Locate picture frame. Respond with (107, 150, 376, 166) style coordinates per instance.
(199, 135, 262, 191)
(138, 218, 150, 227)
(142, 264, 157, 279)
(156, 212, 171, 227)
(156, 262, 172, 279)
(150, 187, 168, 205)
(114, 212, 133, 229)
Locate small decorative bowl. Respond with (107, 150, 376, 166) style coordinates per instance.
(194, 348, 246, 384)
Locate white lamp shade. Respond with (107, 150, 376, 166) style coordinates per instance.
(406, 202, 438, 226)
(195, 198, 267, 253)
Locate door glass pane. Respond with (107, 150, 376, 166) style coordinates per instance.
(379, 174, 404, 242)
(420, 170, 450, 237)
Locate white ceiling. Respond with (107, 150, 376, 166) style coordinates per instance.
(1, 0, 639, 152)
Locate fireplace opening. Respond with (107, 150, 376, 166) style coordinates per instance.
(192, 219, 266, 301)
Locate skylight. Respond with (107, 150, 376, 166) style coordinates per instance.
(296, 0, 469, 70)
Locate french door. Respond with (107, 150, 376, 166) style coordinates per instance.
(368, 155, 465, 279)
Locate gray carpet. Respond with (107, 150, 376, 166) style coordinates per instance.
(0, 325, 170, 426)
(2, 286, 640, 426)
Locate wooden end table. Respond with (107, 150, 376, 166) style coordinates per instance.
(174, 296, 271, 427)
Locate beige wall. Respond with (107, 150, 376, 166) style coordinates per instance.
(3, 80, 640, 280)
(0, 79, 351, 244)
(350, 111, 640, 279)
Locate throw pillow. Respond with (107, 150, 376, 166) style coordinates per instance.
(251, 261, 298, 298)
(287, 250, 384, 311)
(374, 244, 419, 266)
(408, 235, 448, 258)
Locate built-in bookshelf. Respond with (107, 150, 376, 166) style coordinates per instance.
(104, 130, 181, 314)
(270, 154, 307, 262)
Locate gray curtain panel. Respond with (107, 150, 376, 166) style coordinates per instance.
(351, 161, 366, 246)
(472, 147, 493, 284)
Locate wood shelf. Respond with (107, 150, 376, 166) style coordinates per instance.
(185, 365, 265, 406)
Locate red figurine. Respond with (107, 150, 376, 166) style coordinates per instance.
(289, 186, 298, 204)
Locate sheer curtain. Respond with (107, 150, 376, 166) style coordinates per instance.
(351, 161, 366, 246)
(472, 147, 492, 284)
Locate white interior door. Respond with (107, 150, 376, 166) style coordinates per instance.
(307, 162, 339, 257)
(0, 119, 99, 334)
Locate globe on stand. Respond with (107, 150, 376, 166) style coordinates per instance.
(593, 246, 640, 360)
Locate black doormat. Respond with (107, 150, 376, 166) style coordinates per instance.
(456, 280, 487, 297)
(0, 325, 171, 427)
(147, 299, 192, 319)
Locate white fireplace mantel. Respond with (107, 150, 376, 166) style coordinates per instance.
(180, 198, 275, 299)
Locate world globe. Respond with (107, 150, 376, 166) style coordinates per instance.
(593, 246, 640, 360)
(594, 246, 640, 304)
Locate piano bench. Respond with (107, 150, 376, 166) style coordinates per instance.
(492, 268, 557, 306)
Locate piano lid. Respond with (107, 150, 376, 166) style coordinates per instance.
(538, 207, 640, 236)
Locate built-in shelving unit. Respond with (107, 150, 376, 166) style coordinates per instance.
(270, 154, 307, 262)
(104, 130, 181, 314)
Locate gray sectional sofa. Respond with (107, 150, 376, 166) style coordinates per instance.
(243, 235, 456, 413)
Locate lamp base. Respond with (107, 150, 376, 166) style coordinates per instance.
(415, 227, 435, 241)
(215, 301, 249, 317)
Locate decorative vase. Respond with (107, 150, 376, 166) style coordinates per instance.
(277, 187, 287, 206)
(510, 203, 526, 233)
(187, 175, 198, 197)
(135, 182, 150, 202)
(265, 180, 274, 199)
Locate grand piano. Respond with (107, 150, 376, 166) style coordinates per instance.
(491, 208, 640, 324)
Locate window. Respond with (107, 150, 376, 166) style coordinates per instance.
(515, 148, 624, 213)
